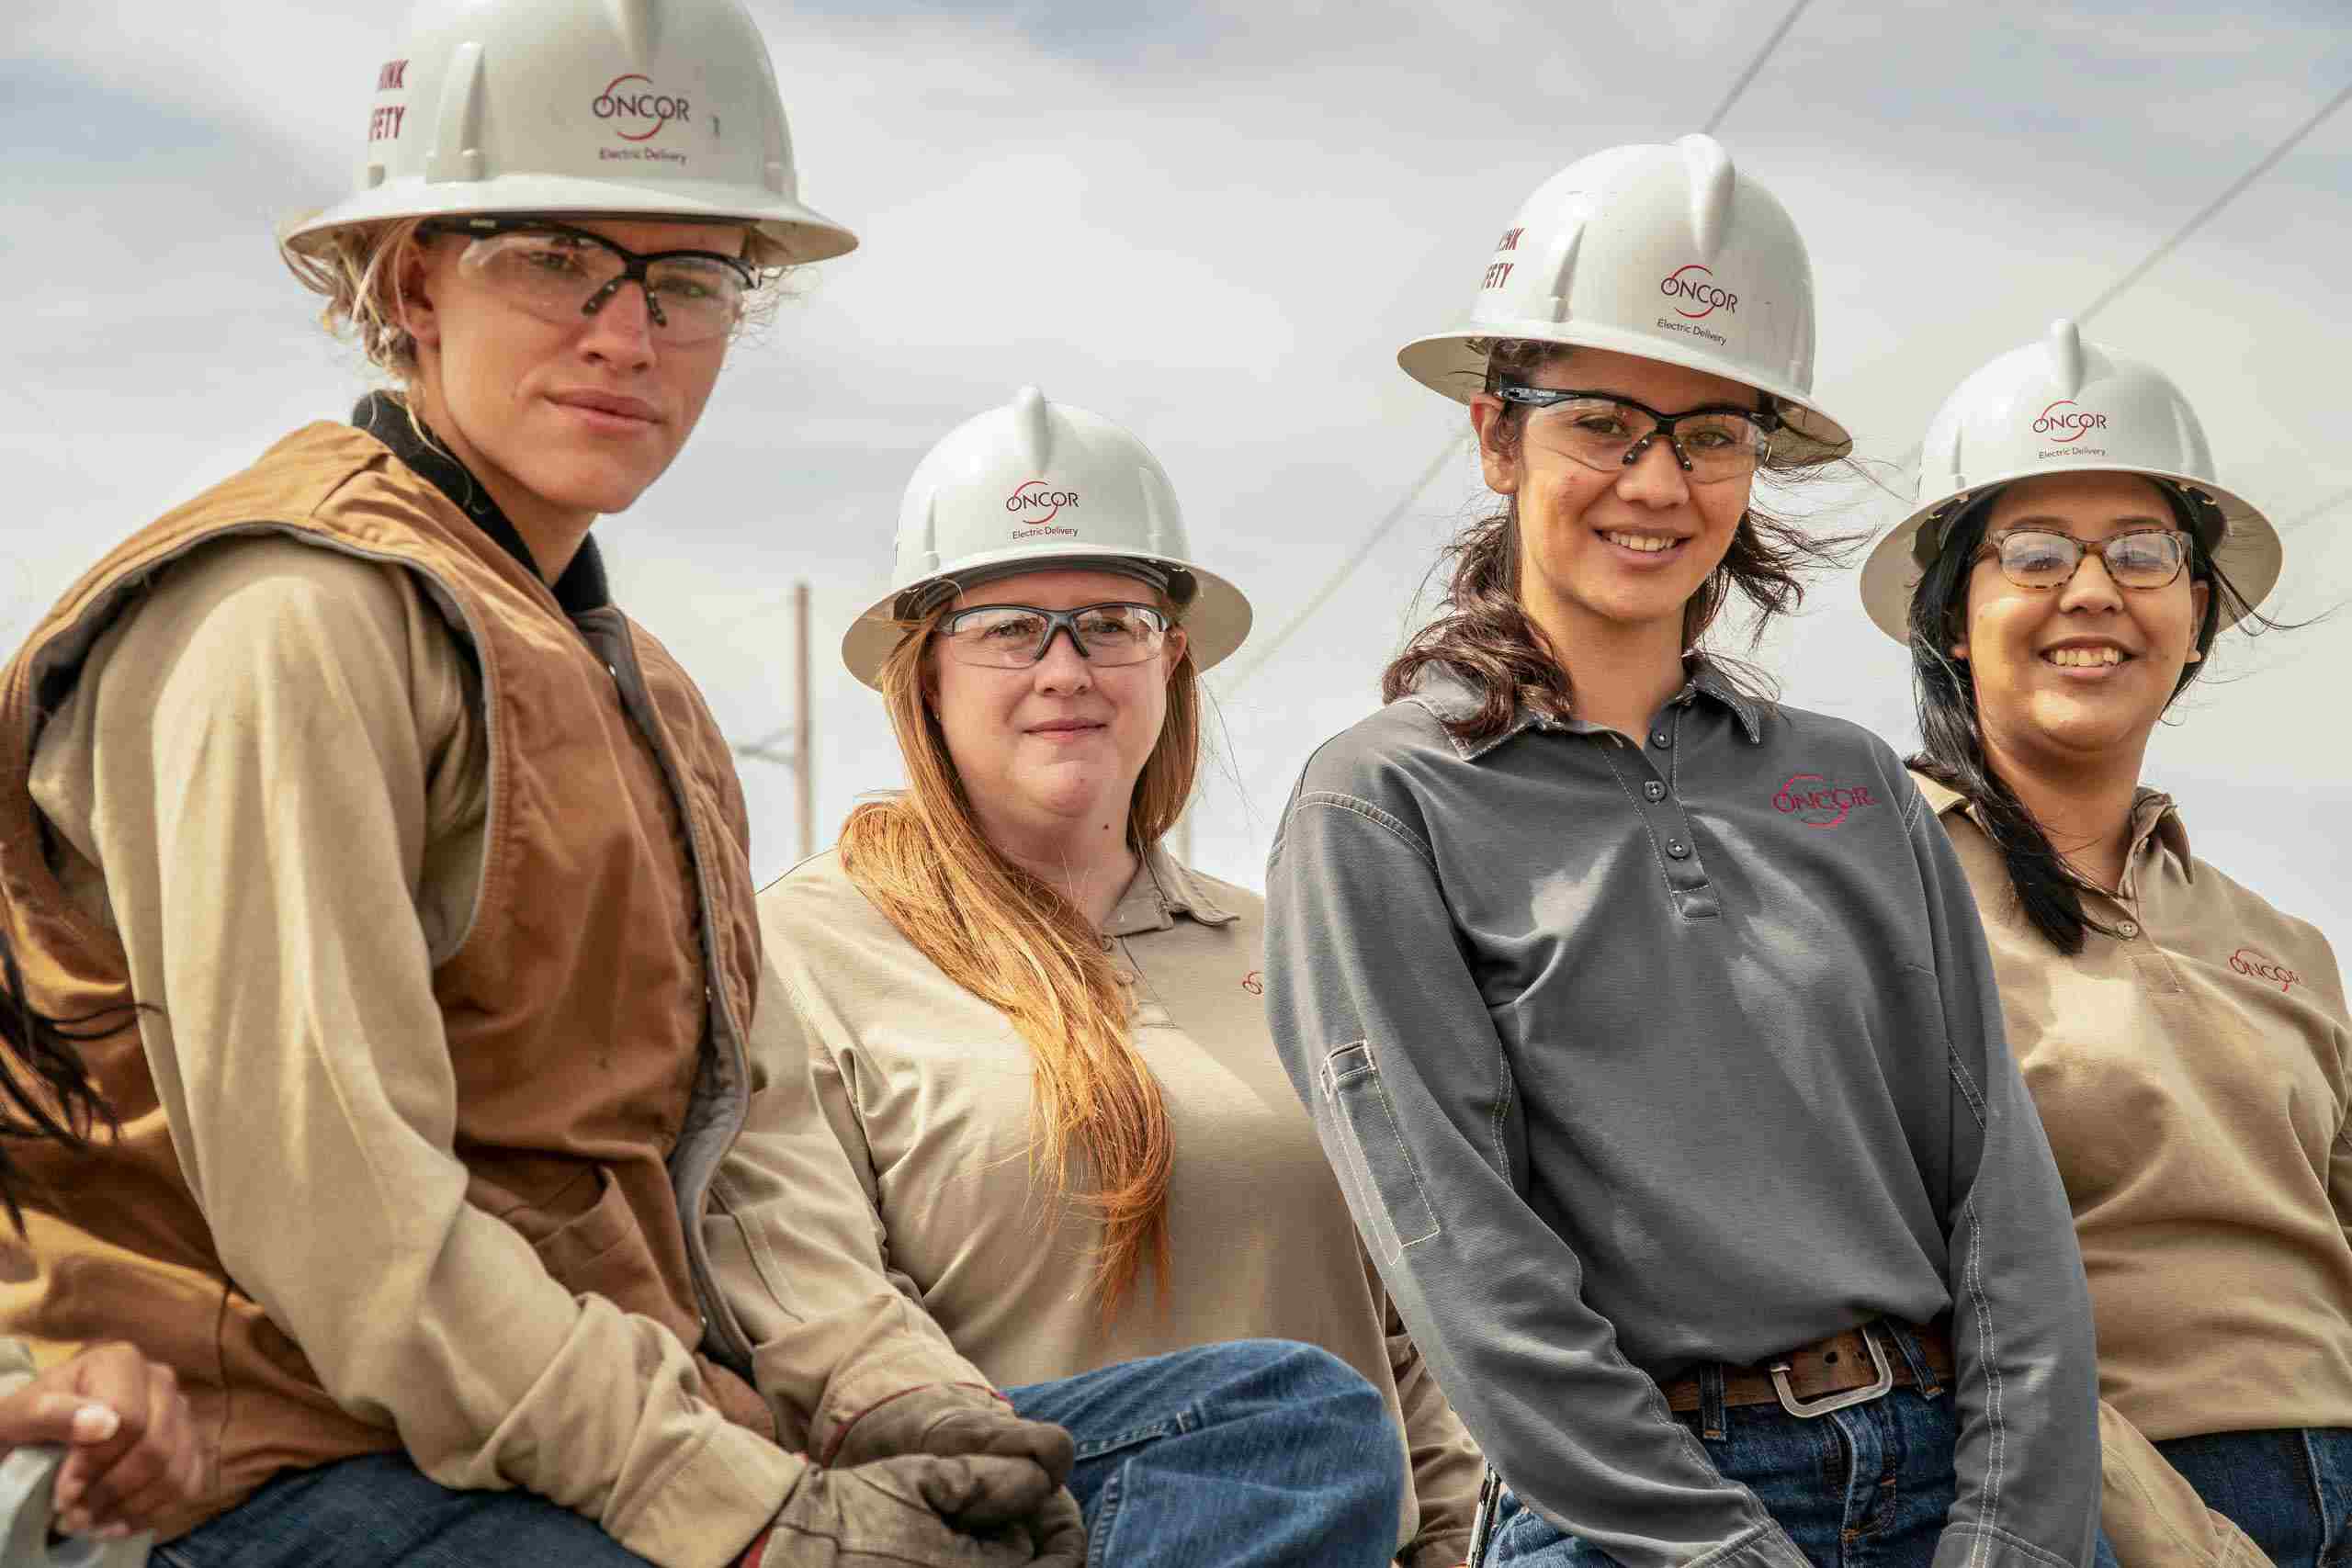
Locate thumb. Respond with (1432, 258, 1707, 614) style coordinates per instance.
(0, 1393, 119, 1450)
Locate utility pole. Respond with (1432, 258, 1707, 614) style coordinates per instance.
(730, 580, 817, 863)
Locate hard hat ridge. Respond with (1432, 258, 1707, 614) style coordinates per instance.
(842, 388, 1254, 688)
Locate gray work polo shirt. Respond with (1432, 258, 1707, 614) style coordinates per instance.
(1263, 665, 2099, 1568)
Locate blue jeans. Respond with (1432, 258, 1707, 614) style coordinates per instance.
(1489, 1353, 1960, 1567)
(154, 1340, 1402, 1568)
(2143, 1427, 2352, 1568)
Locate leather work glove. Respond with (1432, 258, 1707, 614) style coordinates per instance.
(735, 1453, 1086, 1567)
(826, 1382, 1077, 1495)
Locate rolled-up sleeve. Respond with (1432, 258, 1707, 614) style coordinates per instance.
(57, 543, 794, 1568)
(1905, 795, 2102, 1568)
(1265, 781, 1808, 1568)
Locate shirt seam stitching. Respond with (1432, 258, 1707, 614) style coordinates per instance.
(1294, 791, 1436, 867)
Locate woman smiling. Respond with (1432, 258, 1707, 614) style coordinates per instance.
(1868, 321, 2344, 1568)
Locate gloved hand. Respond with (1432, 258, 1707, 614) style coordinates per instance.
(826, 1383, 1076, 1494)
(737, 1453, 1086, 1567)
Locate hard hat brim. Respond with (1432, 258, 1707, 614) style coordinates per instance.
(281, 173, 858, 267)
(1396, 321, 1853, 456)
(1859, 465, 2283, 645)
(841, 544, 1254, 690)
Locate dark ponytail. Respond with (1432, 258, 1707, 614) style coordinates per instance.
(0, 929, 121, 1236)
(1906, 491, 2265, 953)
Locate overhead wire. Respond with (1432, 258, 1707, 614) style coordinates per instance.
(1217, 0, 1814, 700)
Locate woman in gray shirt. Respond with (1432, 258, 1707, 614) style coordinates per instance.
(1264, 134, 2101, 1568)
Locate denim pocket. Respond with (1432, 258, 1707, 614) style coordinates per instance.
(1319, 1041, 1441, 1265)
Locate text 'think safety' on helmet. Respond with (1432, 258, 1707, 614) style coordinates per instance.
(1860, 319, 2281, 642)
(282, 0, 857, 269)
(1398, 133, 1849, 453)
(842, 389, 1253, 689)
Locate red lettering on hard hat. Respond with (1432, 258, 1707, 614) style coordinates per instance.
(594, 74, 690, 141)
(1660, 264, 1739, 320)
(1006, 479, 1080, 527)
(368, 105, 407, 141)
(1482, 261, 1515, 289)
(1495, 227, 1524, 253)
(376, 60, 408, 92)
(1770, 774, 1880, 829)
(2030, 400, 2110, 442)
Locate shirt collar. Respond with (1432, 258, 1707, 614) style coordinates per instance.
(1407, 659, 1767, 762)
(1102, 844, 1239, 938)
(352, 391, 612, 616)
(1911, 771, 2195, 883)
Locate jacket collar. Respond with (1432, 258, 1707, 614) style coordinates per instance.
(353, 392, 612, 616)
(1407, 659, 1767, 762)
(1102, 844, 1239, 938)
(1912, 769, 2194, 880)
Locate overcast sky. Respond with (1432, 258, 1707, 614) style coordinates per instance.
(7, 1, 2349, 955)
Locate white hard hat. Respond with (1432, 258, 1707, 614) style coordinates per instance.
(1398, 133, 1849, 452)
(282, 0, 856, 269)
(842, 389, 1253, 689)
(1860, 319, 2281, 643)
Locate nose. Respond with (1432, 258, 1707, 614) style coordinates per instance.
(1612, 435, 1691, 507)
(578, 279, 659, 368)
(2055, 547, 2125, 615)
(1033, 627, 1094, 694)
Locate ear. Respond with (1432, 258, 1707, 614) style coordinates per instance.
(1468, 397, 1520, 496)
(1161, 624, 1191, 678)
(393, 234, 442, 351)
(1948, 638, 1969, 662)
(2185, 578, 2211, 663)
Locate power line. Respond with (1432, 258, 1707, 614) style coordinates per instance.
(2282, 483, 2352, 536)
(2077, 79, 2352, 327)
(1214, 434, 1468, 694)
(1219, 9, 1813, 701)
(1702, 0, 1815, 135)
(1891, 75, 2352, 477)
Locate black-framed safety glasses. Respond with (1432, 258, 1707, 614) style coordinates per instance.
(1495, 381, 1779, 483)
(419, 216, 758, 344)
(1973, 527, 2193, 592)
(939, 603, 1173, 669)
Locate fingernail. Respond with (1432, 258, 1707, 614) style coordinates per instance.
(57, 1509, 89, 1537)
(69, 1404, 119, 1443)
(96, 1523, 131, 1541)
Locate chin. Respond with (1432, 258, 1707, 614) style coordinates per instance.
(518, 458, 663, 518)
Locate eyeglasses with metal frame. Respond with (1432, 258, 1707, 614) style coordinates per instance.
(938, 603, 1173, 669)
(419, 216, 759, 345)
(1973, 527, 2193, 592)
(1494, 381, 1780, 483)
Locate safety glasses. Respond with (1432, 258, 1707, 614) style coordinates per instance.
(939, 603, 1172, 669)
(1974, 527, 2192, 592)
(1495, 382, 1778, 483)
(420, 216, 757, 344)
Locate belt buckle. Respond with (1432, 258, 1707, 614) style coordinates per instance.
(1769, 1322, 1894, 1419)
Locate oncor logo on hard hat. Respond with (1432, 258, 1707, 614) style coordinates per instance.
(1660, 265, 1738, 320)
(594, 74, 691, 141)
(1006, 479, 1080, 526)
(2031, 400, 2109, 441)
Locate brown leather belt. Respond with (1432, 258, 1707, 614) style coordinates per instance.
(1662, 1317, 1953, 1419)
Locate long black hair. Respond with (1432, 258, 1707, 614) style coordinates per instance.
(0, 929, 120, 1236)
(1906, 487, 2269, 953)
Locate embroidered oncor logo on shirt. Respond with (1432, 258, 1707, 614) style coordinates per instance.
(1240, 971, 1263, 996)
(1771, 773, 1880, 829)
(2228, 947, 2300, 994)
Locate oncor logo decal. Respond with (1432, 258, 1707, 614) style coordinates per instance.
(1006, 479, 1079, 527)
(2031, 400, 2108, 440)
(2228, 947, 2300, 994)
(1660, 264, 1738, 320)
(1771, 773, 1880, 829)
(1241, 971, 1264, 996)
(594, 74, 690, 141)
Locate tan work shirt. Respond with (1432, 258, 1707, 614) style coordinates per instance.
(757, 848, 1486, 1568)
(24, 537, 972, 1566)
(1919, 772, 2352, 1568)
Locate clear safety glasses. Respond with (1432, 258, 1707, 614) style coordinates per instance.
(940, 603, 1172, 669)
(422, 217, 758, 345)
(1496, 381, 1779, 484)
(1975, 527, 2193, 592)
